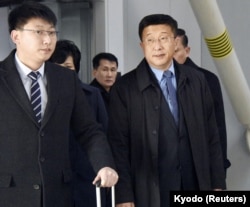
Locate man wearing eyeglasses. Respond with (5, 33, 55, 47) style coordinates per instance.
(0, 2, 118, 207)
(108, 14, 226, 207)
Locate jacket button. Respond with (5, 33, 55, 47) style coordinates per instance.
(154, 105, 159, 110)
(40, 157, 45, 162)
(153, 181, 158, 187)
(177, 164, 182, 171)
(152, 130, 157, 135)
(33, 184, 40, 190)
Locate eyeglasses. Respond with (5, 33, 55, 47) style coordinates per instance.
(19, 28, 59, 38)
(143, 35, 174, 46)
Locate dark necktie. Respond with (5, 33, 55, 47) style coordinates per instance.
(28, 71, 42, 124)
(163, 70, 178, 124)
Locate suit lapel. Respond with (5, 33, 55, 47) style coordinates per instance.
(41, 62, 60, 127)
(0, 51, 62, 128)
(0, 51, 39, 126)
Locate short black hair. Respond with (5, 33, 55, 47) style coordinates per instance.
(49, 39, 81, 73)
(8, 1, 57, 33)
(138, 14, 178, 41)
(92, 53, 118, 69)
(176, 28, 189, 47)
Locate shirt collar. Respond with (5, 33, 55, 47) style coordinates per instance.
(150, 60, 175, 83)
(15, 53, 45, 78)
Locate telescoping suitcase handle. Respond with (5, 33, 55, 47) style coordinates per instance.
(96, 180, 115, 207)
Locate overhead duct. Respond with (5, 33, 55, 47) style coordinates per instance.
(0, 0, 44, 7)
(189, 0, 250, 150)
(0, 0, 90, 7)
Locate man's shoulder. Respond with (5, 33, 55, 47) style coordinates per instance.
(177, 61, 204, 79)
(44, 62, 80, 88)
(90, 79, 105, 91)
(81, 82, 101, 94)
(184, 57, 219, 82)
(197, 67, 220, 82)
(45, 61, 74, 75)
(0, 50, 16, 68)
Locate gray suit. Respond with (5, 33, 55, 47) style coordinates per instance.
(0, 50, 115, 207)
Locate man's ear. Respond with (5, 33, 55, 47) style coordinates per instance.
(185, 46, 191, 56)
(10, 30, 19, 44)
(174, 37, 179, 51)
(140, 41, 144, 49)
(92, 69, 97, 78)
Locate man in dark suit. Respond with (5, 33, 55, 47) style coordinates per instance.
(90, 52, 119, 113)
(0, 2, 118, 207)
(108, 14, 226, 207)
(49, 39, 110, 207)
(174, 28, 231, 170)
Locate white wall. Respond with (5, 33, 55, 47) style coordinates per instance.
(0, 7, 15, 60)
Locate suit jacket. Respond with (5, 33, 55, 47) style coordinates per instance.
(0, 50, 115, 207)
(184, 57, 231, 169)
(108, 59, 226, 207)
(81, 82, 108, 131)
(90, 79, 110, 113)
(70, 82, 109, 207)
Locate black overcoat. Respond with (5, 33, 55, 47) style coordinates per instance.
(0, 50, 115, 207)
(184, 57, 230, 170)
(108, 59, 226, 207)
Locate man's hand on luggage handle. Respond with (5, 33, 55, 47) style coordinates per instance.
(93, 167, 118, 187)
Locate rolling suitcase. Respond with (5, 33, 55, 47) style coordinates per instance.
(96, 181, 115, 207)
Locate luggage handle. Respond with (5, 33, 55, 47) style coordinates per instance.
(95, 180, 115, 207)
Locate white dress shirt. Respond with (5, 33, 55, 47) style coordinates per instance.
(15, 53, 48, 119)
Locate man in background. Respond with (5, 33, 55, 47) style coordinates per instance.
(174, 28, 231, 171)
(90, 52, 119, 112)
